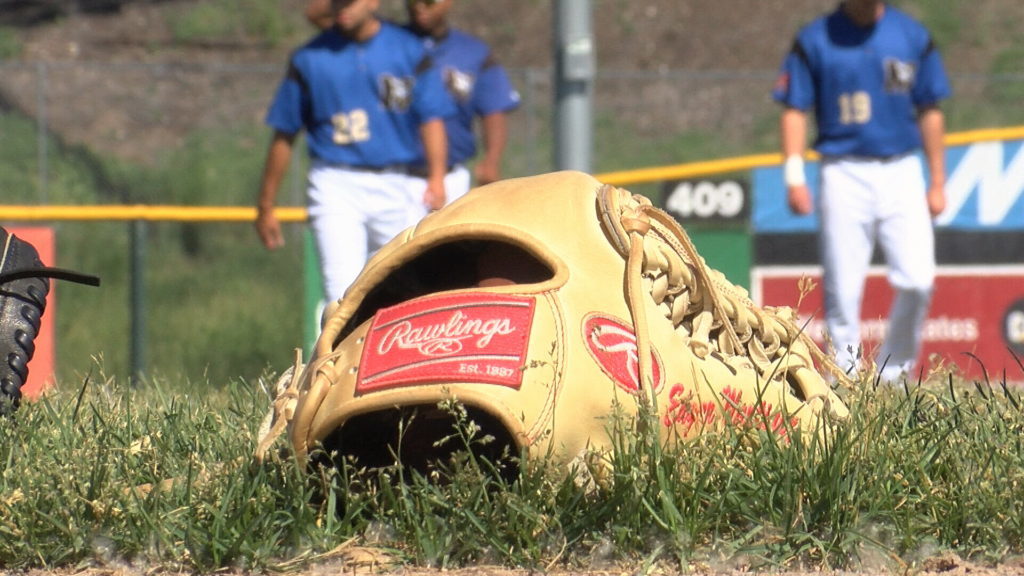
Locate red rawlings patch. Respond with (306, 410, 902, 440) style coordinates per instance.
(356, 293, 535, 394)
(582, 314, 663, 395)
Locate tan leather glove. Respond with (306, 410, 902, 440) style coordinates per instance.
(256, 171, 849, 470)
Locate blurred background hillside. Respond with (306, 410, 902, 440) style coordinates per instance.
(0, 0, 1022, 386)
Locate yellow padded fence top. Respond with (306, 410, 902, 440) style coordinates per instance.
(0, 205, 309, 223)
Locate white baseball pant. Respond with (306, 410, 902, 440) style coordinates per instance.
(307, 163, 429, 302)
(408, 164, 472, 208)
(818, 154, 936, 379)
(442, 165, 472, 205)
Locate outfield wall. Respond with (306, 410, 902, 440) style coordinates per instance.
(750, 134, 1024, 380)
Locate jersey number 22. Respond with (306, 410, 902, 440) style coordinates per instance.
(332, 110, 370, 145)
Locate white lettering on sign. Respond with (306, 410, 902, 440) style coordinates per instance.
(939, 141, 1024, 226)
(797, 315, 979, 344)
(666, 180, 744, 219)
(1007, 310, 1024, 345)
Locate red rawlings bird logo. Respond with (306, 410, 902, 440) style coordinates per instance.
(583, 314, 664, 395)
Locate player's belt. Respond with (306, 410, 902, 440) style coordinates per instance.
(327, 163, 414, 174)
(319, 161, 460, 177)
(319, 162, 459, 177)
(407, 164, 461, 178)
(822, 151, 914, 163)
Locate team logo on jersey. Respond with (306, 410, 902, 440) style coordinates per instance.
(379, 74, 414, 111)
(883, 58, 916, 93)
(444, 67, 475, 103)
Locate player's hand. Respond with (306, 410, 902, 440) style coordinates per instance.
(474, 159, 501, 186)
(786, 184, 814, 215)
(255, 207, 285, 250)
(926, 184, 946, 217)
(424, 176, 446, 211)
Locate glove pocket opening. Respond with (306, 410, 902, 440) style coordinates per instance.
(341, 238, 554, 344)
(311, 402, 521, 483)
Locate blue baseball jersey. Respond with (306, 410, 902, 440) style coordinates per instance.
(265, 22, 455, 167)
(772, 5, 951, 158)
(409, 27, 521, 165)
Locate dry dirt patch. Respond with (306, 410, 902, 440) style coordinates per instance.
(20, 549, 1024, 576)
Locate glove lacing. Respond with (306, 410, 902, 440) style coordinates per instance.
(597, 185, 848, 398)
(254, 348, 306, 462)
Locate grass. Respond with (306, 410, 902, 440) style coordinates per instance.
(0, 26, 21, 59)
(2, 368, 1024, 573)
(0, 114, 307, 386)
(51, 218, 306, 387)
(0, 112, 109, 205)
(165, 0, 308, 47)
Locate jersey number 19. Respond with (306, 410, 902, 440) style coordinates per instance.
(838, 91, 872, 125)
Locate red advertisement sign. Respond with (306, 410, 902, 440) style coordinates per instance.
(9, 227, 56, 400)
(357, 293, 536, 394)
(752, 265, 1024, 381)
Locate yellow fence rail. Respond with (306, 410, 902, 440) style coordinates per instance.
(596, 125, 1024, 186)
(0, 205, 309, 223)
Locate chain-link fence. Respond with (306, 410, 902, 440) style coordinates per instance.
(3, 60, 1024, 202)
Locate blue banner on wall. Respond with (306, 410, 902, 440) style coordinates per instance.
(753, 139, 1024, 232)
(939, 139, 1024, 230)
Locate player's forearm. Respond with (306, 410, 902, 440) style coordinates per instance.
(780, 107, 810, 190)
(479, 112, 508, 166)
(779, 108, 808, 157)
(419, 119, 448, 179)
(257, 133, 295, 210)
(918, 106, 946, 187)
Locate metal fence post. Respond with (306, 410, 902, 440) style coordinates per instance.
(130, 219, 146, 384)
(554, 0, 595, 172)
(523, 67, 540, 176)
(35, 61, 48, 203)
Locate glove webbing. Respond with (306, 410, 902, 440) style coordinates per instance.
(598, 185, 849, 392)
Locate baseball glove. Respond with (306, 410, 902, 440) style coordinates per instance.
(255, 171, 849, 473)
(0, 228, 100, 415)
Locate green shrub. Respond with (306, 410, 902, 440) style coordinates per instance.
(167, 0, 303, 46)
(0, 26, 21, 59)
